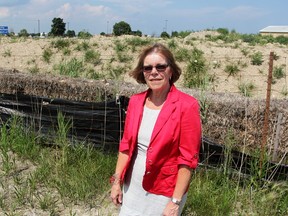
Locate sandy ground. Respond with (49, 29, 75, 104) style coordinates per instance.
(0, 32, 288, 99)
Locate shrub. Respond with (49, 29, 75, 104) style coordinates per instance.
(174, 48, 190, 62)
(78, 31, 93, 39)
(224, 63, 240, 77)
(273, 65, 285, 79)
(51, 39, 70, 50)
(238, 82, 255, 97)
(2, 48, 12, 57)
(184, 48, 209, 89)
(84, 50, 101, 65)
(250, 51, 264, 65)
(55, 58, 84, 77)
(42, 48, 53, 63)
(167, 39, 178, 50)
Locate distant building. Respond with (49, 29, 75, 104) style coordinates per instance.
(259, 26, 288, 37)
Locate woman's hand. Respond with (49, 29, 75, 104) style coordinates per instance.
(162, 201, 180, 216)
(110, 183, 123, 206)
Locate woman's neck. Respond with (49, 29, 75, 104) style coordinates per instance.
(146, 85, 171, 109)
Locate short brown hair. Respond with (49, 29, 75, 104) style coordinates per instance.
(129, 43, 181, 84)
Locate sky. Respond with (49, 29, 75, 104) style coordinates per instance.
(0, 0, 288, 36)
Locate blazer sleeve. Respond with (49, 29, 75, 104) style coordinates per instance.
(178, 99, 202, 169)
(119, 97, 133, 152)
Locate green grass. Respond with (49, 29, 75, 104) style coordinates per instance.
(1, 115, 287, 215)
(0, 115, 116, 213)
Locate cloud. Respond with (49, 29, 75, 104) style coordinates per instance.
(57, 3, 72, 19)
(0, 7, 10, 18)
(79, 4, 108, 16)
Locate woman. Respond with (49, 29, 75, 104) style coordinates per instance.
(110, 43, 201, 216)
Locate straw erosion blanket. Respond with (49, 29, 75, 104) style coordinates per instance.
(0, 68, 288, 163)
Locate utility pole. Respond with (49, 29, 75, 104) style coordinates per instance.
(38, 19, 40, 35)
(165, 19, 168, 32)
(107, 21, 109, 34)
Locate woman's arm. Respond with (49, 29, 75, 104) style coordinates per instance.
(110, 150, 129, 206)
(163, 165, 192, 215)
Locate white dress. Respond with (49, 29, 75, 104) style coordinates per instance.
(119, 106, 187, 216)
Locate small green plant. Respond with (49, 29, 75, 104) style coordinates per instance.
(238, 81, 255, 97)
(55, 58, 84, 77)
(125, 37, 151, 52)
(167, 39, 178, 50)
(117, 52, 132, 63)
(51, 38, 70, 50)
(250, 51, 264, 65)
(273, 52, 280, 61)
(84, 49, 101, 65)
(281, 86, 288, 96)
(224, 63, 240, 77)
(2, 48, 12, 57)
(184, 48, 209, 89)
(108, 65, 127, 79)
(28, 64, 40, 74)
(62, 47, 71, 56)
(241, 48, 250, 56)
(42, 48, 53, 63)
(174, 48, 190, 62)
(273, 65, 285, 79)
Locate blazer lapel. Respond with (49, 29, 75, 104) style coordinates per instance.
(150, 86, 179, 143)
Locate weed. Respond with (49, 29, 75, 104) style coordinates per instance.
(250, 51, 264, 66)
(2, 48, 12, 57)
(167, 39, 178, 50)
(55, 57, 84, 78)
(62, 47, 71, 56)
(281, 86, 288, 97)
(42, 48, 53, 63)
(84, 49, 101, 65)
(51, 38, 70, 50)
(183, 48, 209, 89)
(241, 48, 250, 56)
(114, 40, 126, 52)
(238, 82, 256, 97)
(224, 63, 240, 77)
(28, 64, 40, 74)
(174, 47, 190, 62)
(273, 65, 285, 79)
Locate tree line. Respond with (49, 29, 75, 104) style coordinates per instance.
(7, 17, 179, 38)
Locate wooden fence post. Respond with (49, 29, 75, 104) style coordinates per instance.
(260, 51, 274, 170)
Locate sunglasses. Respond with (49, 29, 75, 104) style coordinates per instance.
(143, 64, 169, 73)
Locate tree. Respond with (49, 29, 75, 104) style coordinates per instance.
(131, 30, 142, 37)
(113, 21, 131, 36)
(171, 31, 179, 37)
(66, 30, 76, 38)
(18, 29, 29, 37)
(50, 17, 66, 36)
(160, 31, 170, 38)
(78, 30, 93, 39)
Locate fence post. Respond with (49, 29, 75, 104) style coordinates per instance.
(260, 51, 274, 169)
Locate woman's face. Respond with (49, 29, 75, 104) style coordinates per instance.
(143, 52, 172, 92)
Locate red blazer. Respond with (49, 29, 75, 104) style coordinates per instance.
(119, 85, 201, 197)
